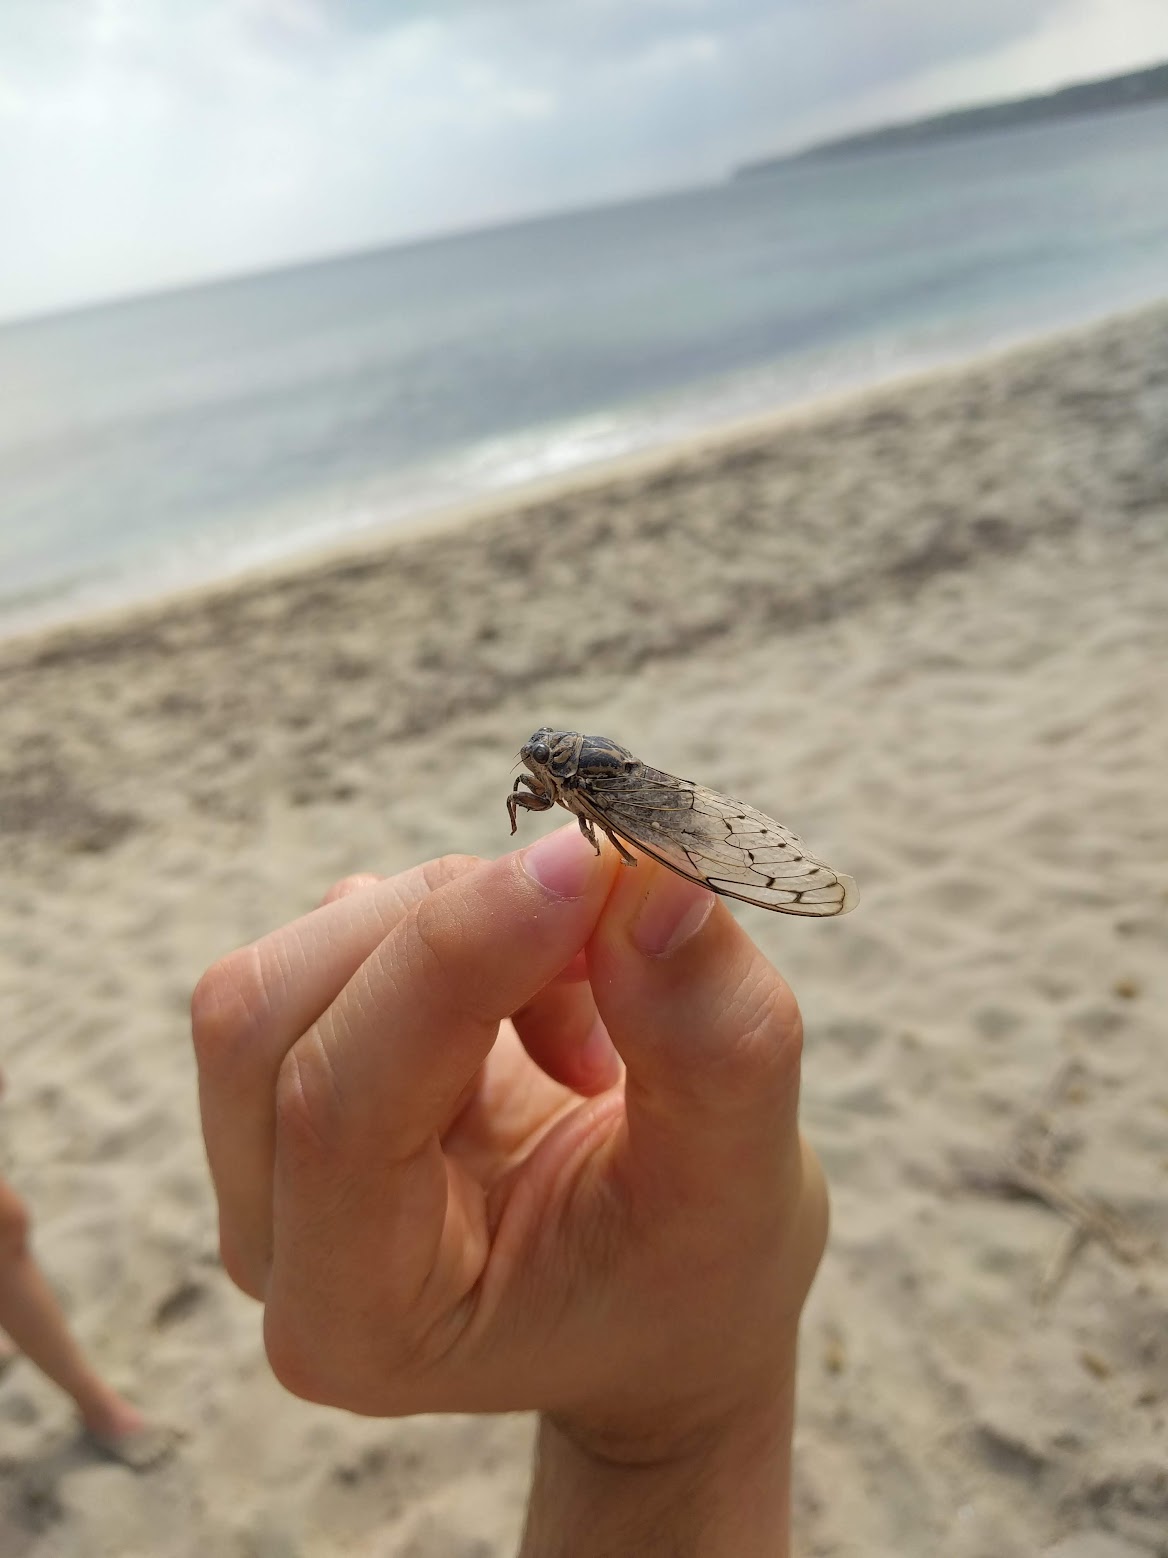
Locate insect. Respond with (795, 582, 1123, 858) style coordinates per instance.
(507, 728, 857, 917)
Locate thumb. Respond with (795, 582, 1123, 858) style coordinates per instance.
(586, 856, 805, 1187)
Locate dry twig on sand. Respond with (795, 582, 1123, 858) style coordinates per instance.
(952, 1061, 1145, 1303)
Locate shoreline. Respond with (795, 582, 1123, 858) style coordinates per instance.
(3, 293, 1165, 653)
(1, 296, 1166, 1557)
(3, 295, 1165, 864)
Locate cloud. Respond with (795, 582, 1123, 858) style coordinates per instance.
(1, 0, 1166, 319)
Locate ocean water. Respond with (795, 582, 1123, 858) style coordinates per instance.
(1, 100, 1167, 634)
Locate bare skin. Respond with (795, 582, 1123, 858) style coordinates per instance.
(0, 1071, 174, 1468)
(192, 827, 828, 1555)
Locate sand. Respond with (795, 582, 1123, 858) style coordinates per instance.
(1, 302, 1166, 1557)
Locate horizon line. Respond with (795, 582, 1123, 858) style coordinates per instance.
(5, 51, 1165, 332)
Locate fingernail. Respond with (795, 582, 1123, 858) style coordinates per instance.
(522, 825, 600, 900)
(632, 871, 715, 958)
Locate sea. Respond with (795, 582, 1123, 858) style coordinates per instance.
(1, 99, 1166, 636)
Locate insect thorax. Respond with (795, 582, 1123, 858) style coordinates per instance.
(571, 734, 639, 781)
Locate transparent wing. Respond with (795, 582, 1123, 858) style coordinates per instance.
(579, 769, 857, 917)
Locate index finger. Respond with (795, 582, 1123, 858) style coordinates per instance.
(278, 826, 619, 1168)
(263, 826, 618, 1376)
(192, 853, 479, 1296)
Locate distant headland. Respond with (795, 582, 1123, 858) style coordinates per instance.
(736, 59, 1168, 176)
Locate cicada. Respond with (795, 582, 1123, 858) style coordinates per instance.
(507, 728, 857, 917)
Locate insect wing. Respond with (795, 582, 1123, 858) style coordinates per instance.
(580, 769, 857, 917)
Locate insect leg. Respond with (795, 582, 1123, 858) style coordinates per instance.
(507, 785, 554, 835)
(577, 814, 602, 856)
(599, 824, 638, 868)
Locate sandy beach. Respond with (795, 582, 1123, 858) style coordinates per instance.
(1, 302, 1166, 1557)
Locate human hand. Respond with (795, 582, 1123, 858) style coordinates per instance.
(192, 828, 827, 1550)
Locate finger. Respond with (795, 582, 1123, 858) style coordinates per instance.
(278, 824, 618, 1162)
(317, 873, 384, 907)
(553, 949, 589, 984)
(192, 853, 479, 1296)
(512, 978, 620, 1096)
(267, 826, 618, 1329)
(587, 857, 804, 1190)
(494, 894, 605, 1094)
(440, 1020, 577, 1186)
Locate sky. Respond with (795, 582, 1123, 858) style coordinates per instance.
(2, 0, 1167, 322)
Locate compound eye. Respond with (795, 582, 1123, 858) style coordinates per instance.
(530, 741, 551, 766)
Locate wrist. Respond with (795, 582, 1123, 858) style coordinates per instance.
(519, 1371, 797, 1558)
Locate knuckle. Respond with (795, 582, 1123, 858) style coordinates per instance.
(406, 890, 486, 1027)
(263, 1301, 331, 1404)
(218, 1226, 266, 1302)
(722, 965, 803, 1091)
(319, 873, 381, 906)
(274, 1036, 345, 1164)
(263, 1294, 411, 1412)
(408, 891, 452, 977)
(190, 945, 269, 1073)
(421, 853, 481, 893)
